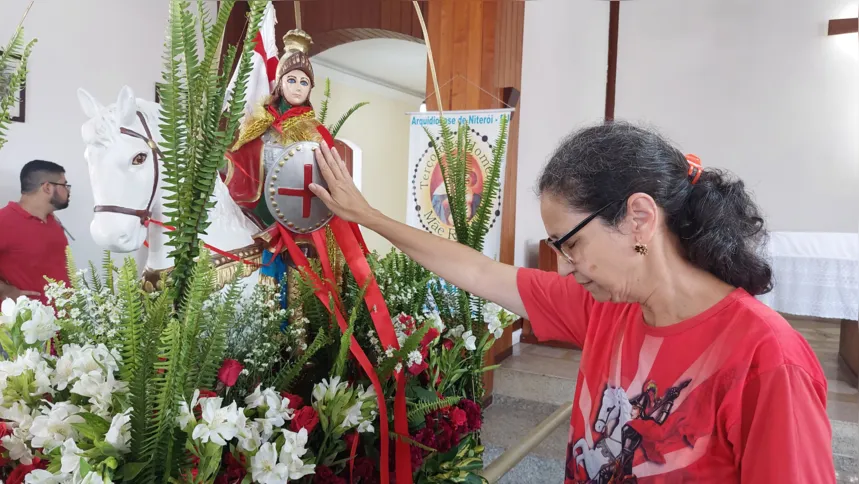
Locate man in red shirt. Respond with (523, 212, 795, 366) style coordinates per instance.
(0, 160, 72, 303)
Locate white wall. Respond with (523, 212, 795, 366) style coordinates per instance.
(514, 0, 609, 267)
(0, 0, 169, 269)
(514, 0, 859, 266)
(310, 63, 420, 255)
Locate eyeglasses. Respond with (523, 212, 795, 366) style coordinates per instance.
(46, 182, 71, 190)
(545, 200, 620, 264)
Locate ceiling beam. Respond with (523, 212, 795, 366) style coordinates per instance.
(828, 18, 858, 36)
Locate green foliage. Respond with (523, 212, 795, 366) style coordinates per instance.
(329, 101, 370, 138)
(0, 10, 36, 152)
(158, 0, 266, 298)
(407, 396, 461, 426)
(272, 326, 328, 392)
(318, 77, 332, 125)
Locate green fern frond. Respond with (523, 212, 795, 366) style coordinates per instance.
(318, 77, 332, 125)
(189, 275, 241, 391)
(0, 25, 35, 152)
(468, 114, 508, 254)
(328, 101, 369, 138)
(272, 326, 328, 392)
(407, 396, 461, 425)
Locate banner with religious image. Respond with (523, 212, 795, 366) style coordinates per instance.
(406, 108, 513, 260)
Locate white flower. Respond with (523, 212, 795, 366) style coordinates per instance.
(394, 362, 403, 374)
(80, 473, 105, 484)
(264, 395, 294, 428)
(29, 402, 84, 451)
(105, 409, 132, 453)
(1, 296, 32, 326)
(462, 331, 477, 351)
(426, 311, 445, 332)
(24, 469, 68, 483)
(280, 427, 309, 459)
(358, 418, 375, 433)
(251, 442, 290, 484)
(449, 324, 465, 339)
(237, 420, 262, 452)
(487, 318, 503, 339)
(340, 401, 363, 430)
(60, 438, 84, 474)
(407, 350, 423, 367)
(3, 432, 33, 464)
(20, 304, 59, 344)
(191, 397, 239, 446)
(311, 376, 347, 405)
(177, 389, 201, 430)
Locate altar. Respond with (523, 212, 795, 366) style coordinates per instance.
(756, 231, 859, 381)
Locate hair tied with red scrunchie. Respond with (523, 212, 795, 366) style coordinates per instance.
(685, 154, 703, 185)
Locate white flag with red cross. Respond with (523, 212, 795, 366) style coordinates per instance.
(224, 1, 278, 118)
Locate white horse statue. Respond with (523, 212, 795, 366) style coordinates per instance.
(77, 85, 263, 291)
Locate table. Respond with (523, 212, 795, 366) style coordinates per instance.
(757, 231, 859, 321)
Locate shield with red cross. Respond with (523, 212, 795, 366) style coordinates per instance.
(264, 140, 334, 234)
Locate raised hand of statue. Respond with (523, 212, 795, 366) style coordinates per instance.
(309, 142, 376, 225)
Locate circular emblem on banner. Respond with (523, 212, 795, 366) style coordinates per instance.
(411, 128, 502, 240)
(264, 141, 333, 234)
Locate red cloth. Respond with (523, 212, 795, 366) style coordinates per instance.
(517, 268, 835, 483)
(0, 202, 70, 303)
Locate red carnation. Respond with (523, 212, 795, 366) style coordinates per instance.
(353, 457, 378, 484)
(7, 457, 47, 484)
(314, 465, 347, 484)
(435, 420, 458, 452)
(410, 444, 424, 470)
(290, 406, 320, 433)
(450, 407, 468, 429)
(215, 452, 247, 484)
(459, 399, 482, 431)
(281, 392, 304, 410)
(414, 427, 437, 452)
(217, 359, 243, 387)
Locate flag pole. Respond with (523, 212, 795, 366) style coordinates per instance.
(294, 1, 302, 30)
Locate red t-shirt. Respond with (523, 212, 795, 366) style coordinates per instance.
(0, 202, 70, 303)
(517, 268, 835, 483)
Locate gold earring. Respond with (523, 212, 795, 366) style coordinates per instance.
(634, 242, 648, 256)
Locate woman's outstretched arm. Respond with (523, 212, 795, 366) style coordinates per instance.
(309, 143, 527, 318)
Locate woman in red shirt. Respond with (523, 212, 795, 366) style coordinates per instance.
(309, 122, 835, 483)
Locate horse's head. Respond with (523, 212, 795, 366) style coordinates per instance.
(78, 86, 160, 253)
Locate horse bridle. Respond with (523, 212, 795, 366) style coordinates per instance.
(93, 111, 162, 225)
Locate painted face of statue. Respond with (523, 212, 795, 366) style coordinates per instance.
(281, 69, 311, 106)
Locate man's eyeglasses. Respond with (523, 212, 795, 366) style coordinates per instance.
(46, 182, 71, 191)
(545, 200, 620, 263)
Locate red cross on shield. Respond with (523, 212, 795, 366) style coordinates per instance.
(264, 141, 334, 234)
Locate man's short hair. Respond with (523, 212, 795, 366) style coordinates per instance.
(20, 160, 65, 194)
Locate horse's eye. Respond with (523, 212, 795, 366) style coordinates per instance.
(132, 153, 147, 166)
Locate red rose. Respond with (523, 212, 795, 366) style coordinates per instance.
(7, 457, 47, 484)
(217, 359, 243, 387)
(313, 465, 347, 484)
(290, 406, 319, 433)
(198, 389, 218, 399)
(281, 392, 304, 410)
(459, 399, 482, 431)
(0, 422, 13, 438)
(344, 431, 358, 453)
(450, 407, 468, 429)
(442, 339, 454, 350)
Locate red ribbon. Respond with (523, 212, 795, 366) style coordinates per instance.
(143, 219, 278, 268)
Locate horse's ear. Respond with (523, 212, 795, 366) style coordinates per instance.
(77, 88, 103, 118)
(116, 86, 138, 125)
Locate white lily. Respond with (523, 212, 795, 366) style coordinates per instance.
(462, 330, 477, 351)
(250, 442, 290, 484)
(191, 397, 240, 446)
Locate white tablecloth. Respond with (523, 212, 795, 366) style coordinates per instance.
(757, 232, 859, 320)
